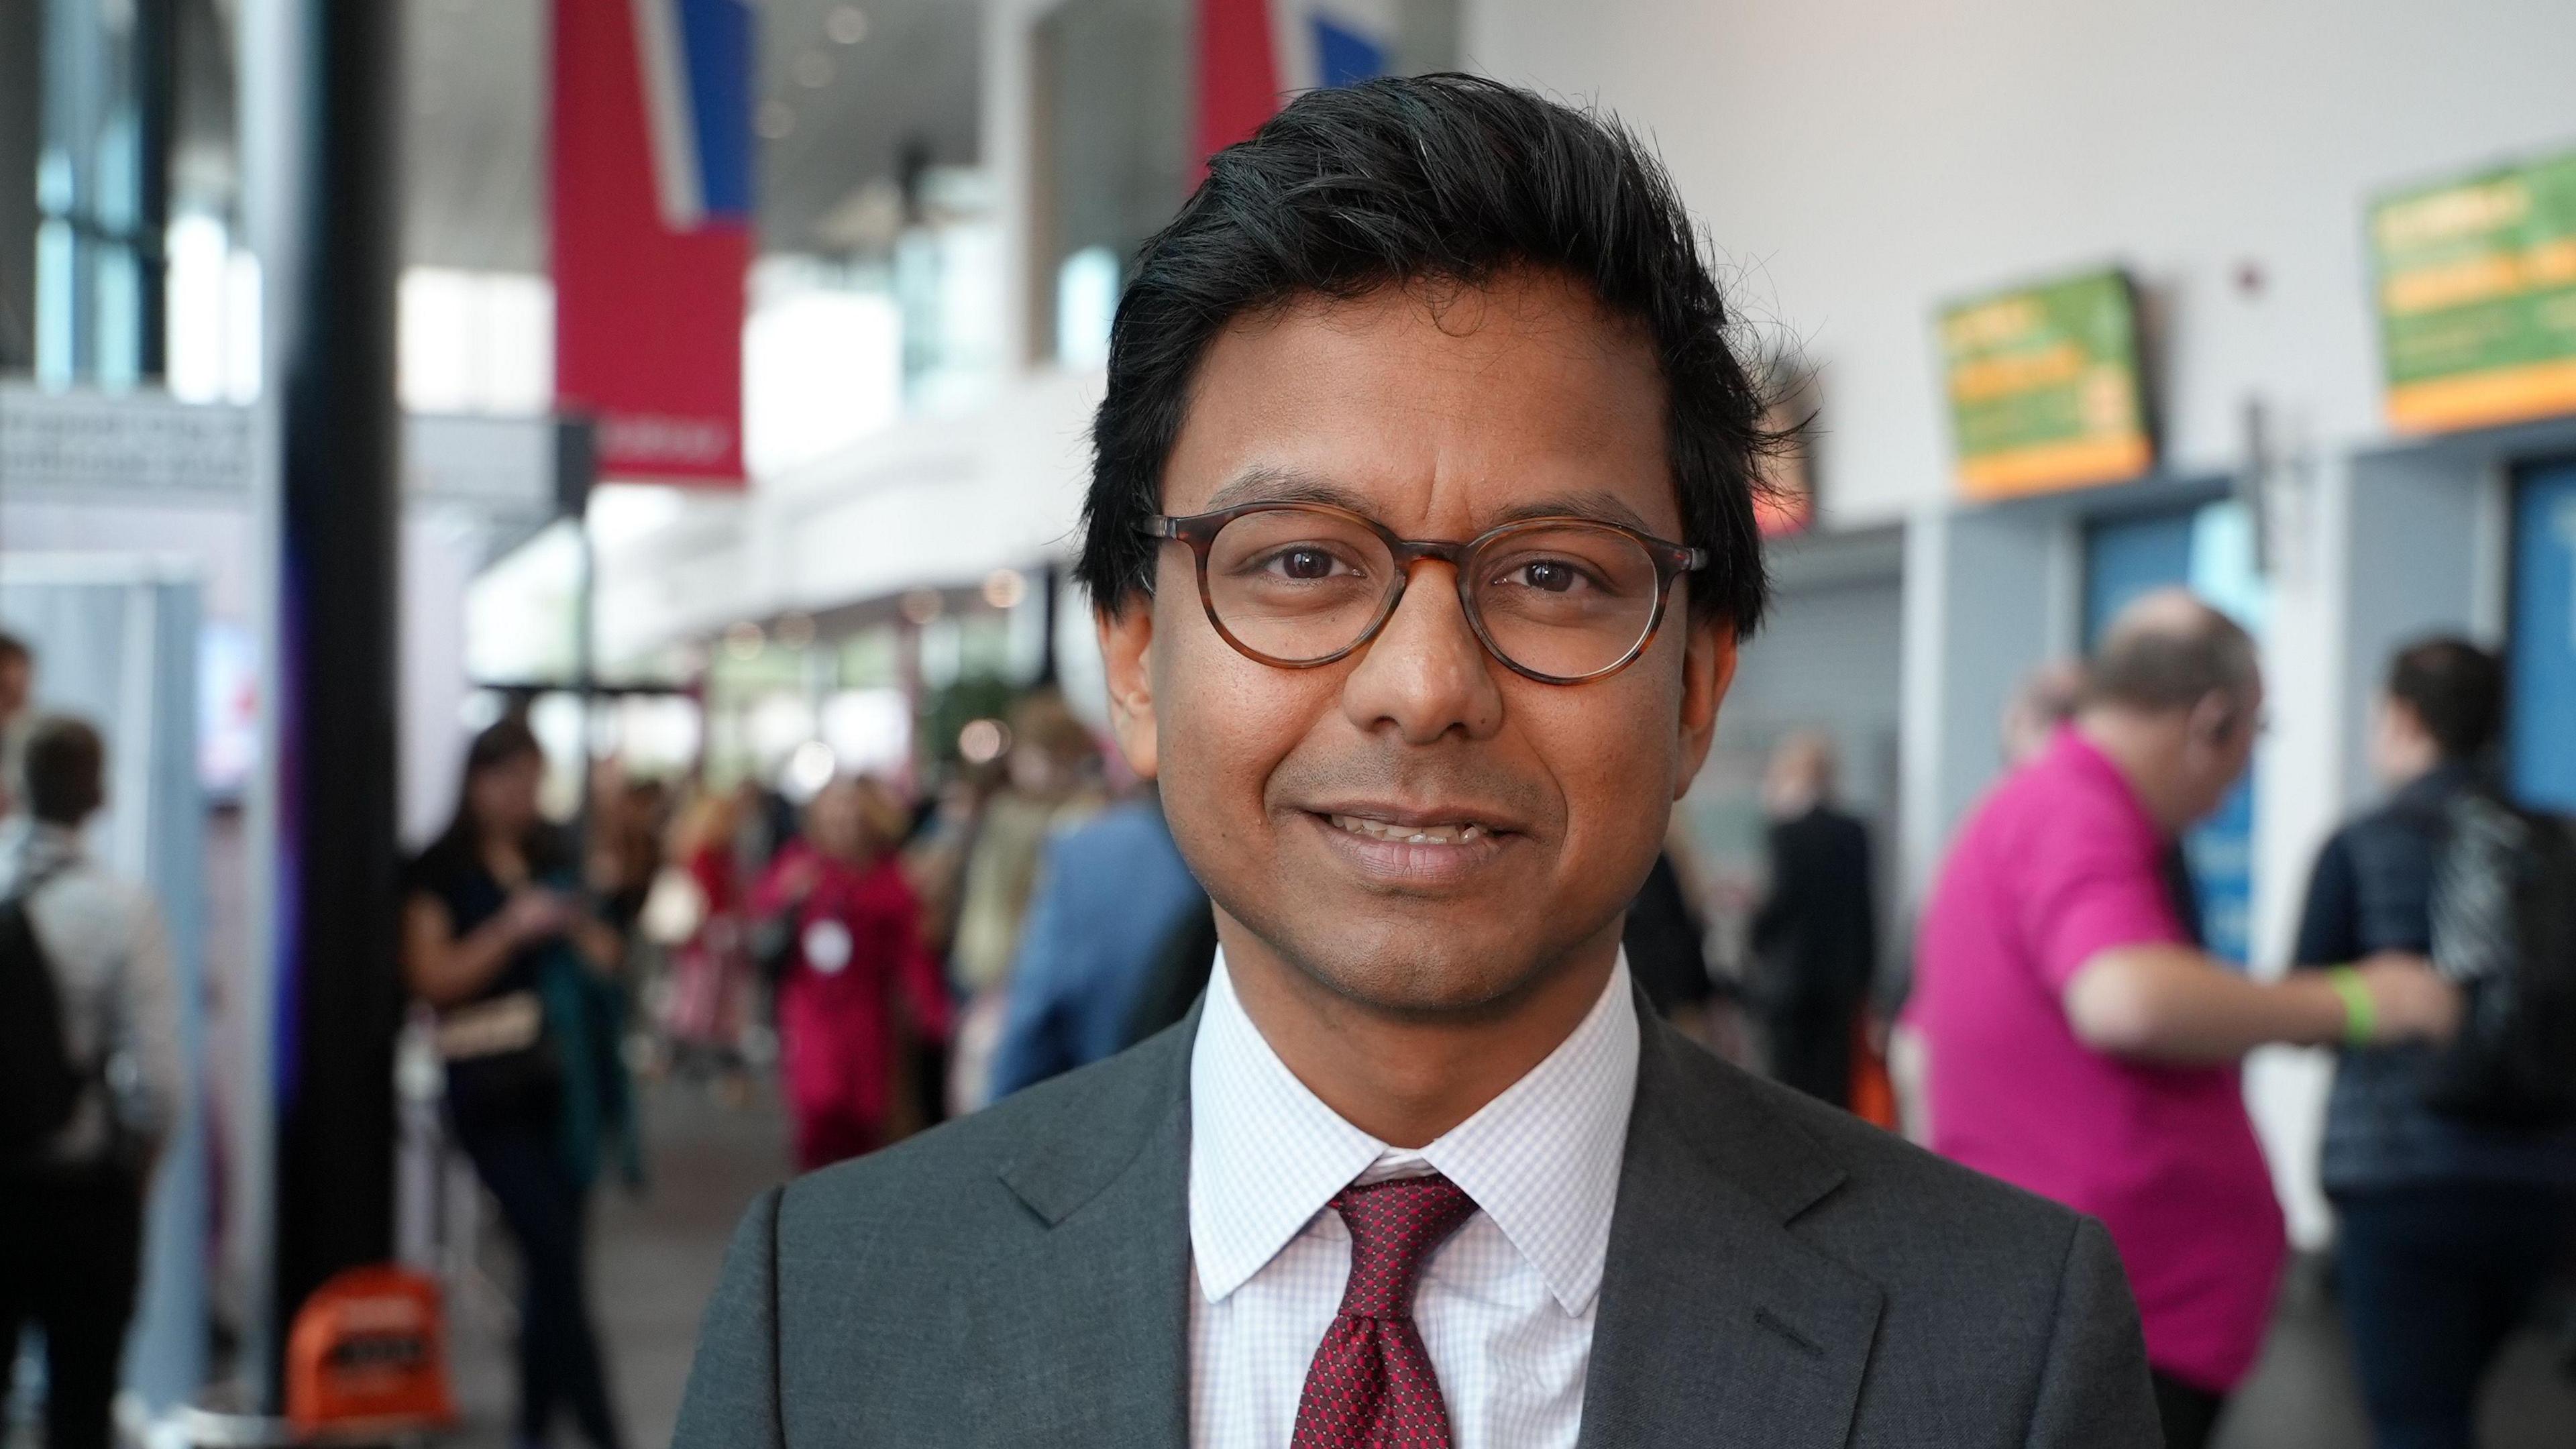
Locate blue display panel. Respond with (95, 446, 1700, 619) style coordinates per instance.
(2510, 465, 2576, 811)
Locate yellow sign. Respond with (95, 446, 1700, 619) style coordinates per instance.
(1939, 270, 2153, 499)
(2373, 148, 2576, 433)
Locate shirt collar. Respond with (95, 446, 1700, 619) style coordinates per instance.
(1188, 947, 1640, 1318)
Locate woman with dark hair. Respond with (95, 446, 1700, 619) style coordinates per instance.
(2294, 638, 2576, 1449)
(402, 718, 631, 1449)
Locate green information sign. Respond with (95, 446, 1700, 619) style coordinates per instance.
(2371, 148, 2576, 433)
(1939, 269, 2152, 499)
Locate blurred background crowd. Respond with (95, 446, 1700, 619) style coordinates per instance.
(3, 1, 2575, 1446)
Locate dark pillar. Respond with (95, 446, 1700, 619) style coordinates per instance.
(133, 0, 176, 379)
(0, 0, 38, 372)
(267, 0, 402, 1356)
(1034, 561, 1061, 686)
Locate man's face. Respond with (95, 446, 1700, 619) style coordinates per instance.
(1098, 270, 1735, 1015)
(2176, 681, 2264, 825)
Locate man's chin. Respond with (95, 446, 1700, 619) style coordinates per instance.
(1256, 917, 1570, 1021)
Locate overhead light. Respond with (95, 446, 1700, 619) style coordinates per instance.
(775, 611, 817, 649)
(826, 5, 869, 45)
(723, 621, 765, 660)
(757, 99, 795, 140)
(900, 588, 944, 625)
(981, 568, 1027, 609)
(784, 739, 838, 801)
(792, 50, 835, 89)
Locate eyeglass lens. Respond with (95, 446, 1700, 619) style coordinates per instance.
(1201, 506, 1664, 679)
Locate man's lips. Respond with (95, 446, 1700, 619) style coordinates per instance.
(1297, 800, 1525, 845)
(1325, 814, 1492, 846)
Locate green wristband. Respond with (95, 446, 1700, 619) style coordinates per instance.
(2328, 966, 2375, 1048)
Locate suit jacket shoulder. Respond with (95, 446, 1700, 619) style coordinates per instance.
(676, 1020, 1197, 1449)
(1578, 1017, 2159, 1448)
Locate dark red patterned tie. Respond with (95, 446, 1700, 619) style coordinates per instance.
(1291, 1173, 1479, 1449)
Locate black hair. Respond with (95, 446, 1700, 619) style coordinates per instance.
(19, 715, 104, 825)
(412, 716, 568, 885)
(0, 631, 30, 669)
(1077, 73, 1778, 637)
(2386, 636, 2504, 761)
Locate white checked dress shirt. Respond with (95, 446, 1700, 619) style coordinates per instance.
(1187, 950, 1641, 1448)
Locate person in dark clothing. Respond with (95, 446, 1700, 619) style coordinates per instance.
(2293, 637, 2576, 1449)
(1750, 732, 1877, 1108)
(0, 717, 181, 1449)
(402, 720, 631, 1449)
(1623, 850, 1715, 1018)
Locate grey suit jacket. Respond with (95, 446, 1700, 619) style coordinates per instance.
(674, 999, 2159, 1446)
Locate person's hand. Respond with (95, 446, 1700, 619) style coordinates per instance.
(2355, 951, 2463, 1045)
(500, 888, 576, 945)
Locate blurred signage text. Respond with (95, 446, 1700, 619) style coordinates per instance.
(0, 384, 251, 494)
(1939, 268, 2153, 500)
(2372, 148, 2576, 434)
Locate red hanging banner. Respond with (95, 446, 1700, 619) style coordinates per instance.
(551, 0, 754, 487)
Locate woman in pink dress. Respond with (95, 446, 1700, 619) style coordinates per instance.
(751, 777, 951, 1171)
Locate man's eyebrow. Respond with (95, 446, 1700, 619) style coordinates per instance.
(1193, 470, 1666, 537)
(1196, 466, 1381, 515)
(1485, 490, 1658, 533)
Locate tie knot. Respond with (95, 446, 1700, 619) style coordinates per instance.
(1327, 1173, 1477, 1320)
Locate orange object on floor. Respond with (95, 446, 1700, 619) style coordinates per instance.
(285, 1265, 458, 1437)
(1849, 1017, 1898, 1131)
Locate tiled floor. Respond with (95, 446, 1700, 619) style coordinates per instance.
(447, 1076, 791, 1449)
(2217, 1253, 2576, 1449)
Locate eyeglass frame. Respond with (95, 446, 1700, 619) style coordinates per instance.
(1136, 500, 1710, 686)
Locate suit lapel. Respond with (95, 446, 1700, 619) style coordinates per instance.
(1576, 1012, 1884, 1449)
(978, 1013, 1197, 1448)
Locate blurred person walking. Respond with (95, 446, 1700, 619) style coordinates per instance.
(402, 720, 633, 1449)
(2003, 658, 2086, 768)
(2294, 638, 2576, 1449)
(654, 786, 753, 1087)
(1749, 732, 1877, 1108)
(0, 716, 180, 1449)
(987, 786, 1203, 1097)
(943, 690, 1104, 1111)
(1911, 590, 2462, 1449)
(0, 632, 33, 817)
(750, 777, 951, 1171)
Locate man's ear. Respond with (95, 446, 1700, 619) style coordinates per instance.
(2186, 689, 2237, 746)
(1096, 596, 1160, 780)
(1674, 614, 1737, 800)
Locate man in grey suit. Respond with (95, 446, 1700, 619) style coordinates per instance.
(676, 74, 2159, 1448)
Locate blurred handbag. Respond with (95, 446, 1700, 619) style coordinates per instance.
(435, 990, 561, 1133)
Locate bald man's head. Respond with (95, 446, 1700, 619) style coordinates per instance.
(2074, 589, 2262, 832)
(2085, 588, 2259, 718)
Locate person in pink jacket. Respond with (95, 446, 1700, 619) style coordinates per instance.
(751, 777, 951, 1171)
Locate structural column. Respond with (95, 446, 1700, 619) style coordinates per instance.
(241, 0, 404, 1383)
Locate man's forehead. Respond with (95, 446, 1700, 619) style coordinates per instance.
(1160, 283, 1678, 535)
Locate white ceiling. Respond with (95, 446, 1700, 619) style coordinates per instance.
(400, 0, 981, 272)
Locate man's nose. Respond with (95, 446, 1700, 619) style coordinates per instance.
(1338, 561, 1506, 745)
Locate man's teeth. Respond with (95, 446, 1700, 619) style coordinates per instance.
(1329, 814, 1489, 845)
